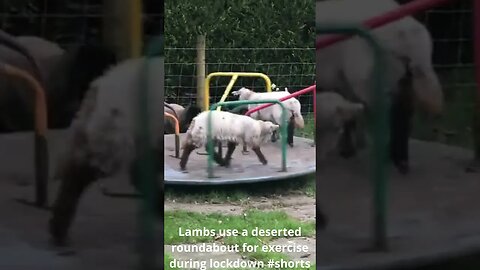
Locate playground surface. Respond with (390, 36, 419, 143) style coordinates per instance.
(0, 129, 315, 269)
(2, 130, 480, 269)
(164, 134, 316, 185)
(317, 140, 480, 269)
(0, 130, 157, 270)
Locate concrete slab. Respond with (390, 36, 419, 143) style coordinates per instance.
(317, 140, 480, 269)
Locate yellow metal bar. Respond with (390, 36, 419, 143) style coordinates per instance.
(0, 64, 47, 135)
(164, 112, 180, 135)
(203, 72, 272, 111)
(216, 75, 238, 111)
(128, 0, 142, 57)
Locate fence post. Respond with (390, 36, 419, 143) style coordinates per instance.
(196, 35, 206, 109)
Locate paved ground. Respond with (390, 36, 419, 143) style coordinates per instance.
(0, 130, 316, 270)
(317, 140, 480, 269)
(2, 130, 480, 270)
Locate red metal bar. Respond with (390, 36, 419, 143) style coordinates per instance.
(474, 0, 480, 159)
(314, 86, 317, 126)
(245, 84, 316, 116)
(316, 0, 457, 50)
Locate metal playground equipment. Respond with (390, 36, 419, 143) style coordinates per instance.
(0, 63, 49, 209)
(164, 72, 316, 185)
(316, 0, 480, 261)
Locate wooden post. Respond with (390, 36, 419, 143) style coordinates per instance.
(196, 35, 206, 109)
(103, 0, 143, 60)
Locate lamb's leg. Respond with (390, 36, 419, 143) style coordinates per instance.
(180, 143, 196, 170)
(49, 160, 100, 247)
(390, 82, 414, 175)
(252, 146, 267, 165)
(287, 116, 295, 147)
(316, 205, 328, 230)
(217, 141, 223, 158)
(338, 119, 357, 159)
(224, 142, 237, 167)
(242, 144, 249, 155)
(203, 142, 225, 166)
(271, 133, 277, 143)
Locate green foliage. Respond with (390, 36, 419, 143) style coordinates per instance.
(165, 0, 314, 48)
(164, 0, 316, 103)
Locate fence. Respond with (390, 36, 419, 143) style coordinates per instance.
(413, 2, 476, 148)
(0, 0, 161, 50)
(165, 46, 316, 138)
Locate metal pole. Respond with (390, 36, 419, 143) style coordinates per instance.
(317, 24, 389, 251)
(0, 64, 49, 208)
(245, 84, 316, 116)
(316, 0, 458, 50)
(137, 37, 163, 270)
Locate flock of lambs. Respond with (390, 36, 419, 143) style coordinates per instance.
(0, 0, 445, 250)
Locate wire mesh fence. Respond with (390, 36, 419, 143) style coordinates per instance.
(165, 47, 316, 138)
(413, 2, 476, 148)
(0, 0, 162, 48)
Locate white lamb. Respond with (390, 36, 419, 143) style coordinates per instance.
(48, 56, 163, 247)
(179, 110, 280, 170)
(232, 87, 304, 147)
(316, 0, 444, 174)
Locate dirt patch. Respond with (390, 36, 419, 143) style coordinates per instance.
(165, 194, 316, 222)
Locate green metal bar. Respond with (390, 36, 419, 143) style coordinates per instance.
(206, 100, 288, 178)
(137, 36, 163, 269)
(317, 24, 389, 251)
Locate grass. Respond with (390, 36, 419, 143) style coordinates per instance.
(164, 209, 316, 270)
(165, 253, 175, 270)
(165, 174, 315, 204)
(411, 68, 477, 149)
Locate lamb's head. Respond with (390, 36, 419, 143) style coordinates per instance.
(259, 120, 280, 141)
(180, 105, 202, 133)
(316, 92, 365, 160)
(232, 87, 254, 100)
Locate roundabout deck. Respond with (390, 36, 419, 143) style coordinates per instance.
(164, 134, 316, 185)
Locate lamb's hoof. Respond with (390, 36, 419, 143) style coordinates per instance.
(242, 150, 249, 155)
(394, 161, 409, 175)
(49, 237, 76, 255)
(261, 161, 268, 165)
(288, 143, 294, 147)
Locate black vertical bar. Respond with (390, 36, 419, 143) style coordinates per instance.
(35, 134, 49, 208)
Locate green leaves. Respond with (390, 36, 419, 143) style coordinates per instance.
(165, 0, 315, 48)
(164, 0, 315, 99)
